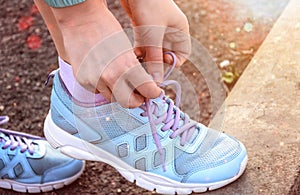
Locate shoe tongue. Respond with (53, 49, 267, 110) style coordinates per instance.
(151, 96, 169, 116)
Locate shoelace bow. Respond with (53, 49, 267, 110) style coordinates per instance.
(143, 52, 198, 172)
(0, 116, 35, 155)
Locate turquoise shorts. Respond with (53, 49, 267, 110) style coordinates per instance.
(44, 0, 86, 8)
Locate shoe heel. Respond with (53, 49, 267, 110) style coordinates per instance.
(44, 114, 61, 149)
(44, 112, 100, 161)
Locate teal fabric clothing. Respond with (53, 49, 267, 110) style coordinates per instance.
(44, 0, 85, 8)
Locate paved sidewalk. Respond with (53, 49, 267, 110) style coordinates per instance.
(209, 0, 300, 194)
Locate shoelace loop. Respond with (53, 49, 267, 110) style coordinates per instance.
(143, 52, 198, 172)
(0, 116, 35, 155)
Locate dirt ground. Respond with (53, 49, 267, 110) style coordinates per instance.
(0, 0, 298, 194)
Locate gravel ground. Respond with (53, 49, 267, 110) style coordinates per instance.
(0, 0, 298, 194)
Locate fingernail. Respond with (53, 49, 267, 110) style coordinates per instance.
(152, 72, 163, 83)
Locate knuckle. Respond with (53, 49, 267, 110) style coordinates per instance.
(75, 75, 91, 88)
(180, 14, 189, 26)
(129, 99, 143, 108)
(147, 52, 163, 61)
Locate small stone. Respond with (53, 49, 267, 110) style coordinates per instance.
(235, 27, 241, 32)
(14, 76, 20, 82)
(117, 189, 122, 193)
(243, 22, 253, 32)
(229, 42, 236, 49)
(6, 85, 12, 90)
(42, 96, 49, 102)
(219, 60, 230, 68)
(200, 10, 207, 16)
(0, 105, 4, 111)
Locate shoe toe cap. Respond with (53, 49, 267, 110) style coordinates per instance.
(42, 159, 85, 183)
(184, 142, 247, 184)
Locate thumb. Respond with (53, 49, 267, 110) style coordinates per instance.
(144, 46, 164, 83)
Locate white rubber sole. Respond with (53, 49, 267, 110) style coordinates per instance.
(0, 161, 85, 193)
(44, 112, 248, 195)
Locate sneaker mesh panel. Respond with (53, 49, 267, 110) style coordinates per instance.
(154, 148, 166, 167)
(175, 130, 241, 175)
(53, 75, 143, 139)
(117, 143, 128, 158)
(135, 134, 147, 152)
(135, 158, 146, 171)
(13, 163, 23, 177)
(28, 142, 72, 175)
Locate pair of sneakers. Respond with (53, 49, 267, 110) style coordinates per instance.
(1, 53, 247, 194)
(43, 54, 248, 194)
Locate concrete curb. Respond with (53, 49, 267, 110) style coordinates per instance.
(208, 0, 300, 194)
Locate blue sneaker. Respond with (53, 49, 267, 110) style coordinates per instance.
(0, 116, 85, 193)
(44, 63, 247, 194)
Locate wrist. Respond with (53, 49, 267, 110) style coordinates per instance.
(52, 0, 108, 28)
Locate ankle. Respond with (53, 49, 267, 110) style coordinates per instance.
(58, 57, 108, 104)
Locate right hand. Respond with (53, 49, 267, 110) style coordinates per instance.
(52, 0, 161, 108)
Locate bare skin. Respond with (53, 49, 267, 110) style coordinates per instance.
(34, 0, 190, 108)
(50, 0, 161, 108)
(120, 0, 191, 83)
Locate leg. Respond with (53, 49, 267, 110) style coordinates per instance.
(34, 0, 69, 62)
(34, 0, 108, 104)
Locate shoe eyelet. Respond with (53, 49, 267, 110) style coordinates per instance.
(140, 113, 146, 117)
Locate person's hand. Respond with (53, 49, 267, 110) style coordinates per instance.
(52, 0, 161, 108)
(120, 0, 191, 83)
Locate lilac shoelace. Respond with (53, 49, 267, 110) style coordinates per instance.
(0, 116, 35, 155)
(143, 52, 198, 171)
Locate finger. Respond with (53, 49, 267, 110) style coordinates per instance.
(96, 80, 113, 103)
(164, 27, 191, 66)
(144, 46, 164, 83)
(119, 0, 133, 18)
(163, 51, 175, 65)
(111, 74, 145, 108)
(124, 65, 161, 99)
(163, 51, 187, 67)
(173, 52, 188, 67)
(134, 47, 145, 59)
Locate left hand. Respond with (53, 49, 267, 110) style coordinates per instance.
(120, 0, 191, 83)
